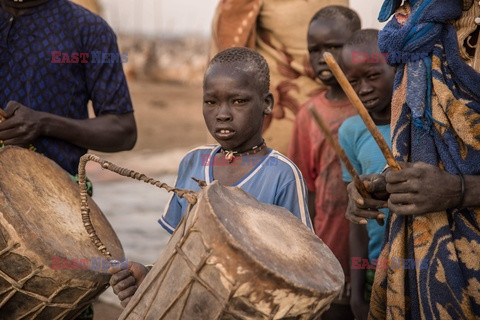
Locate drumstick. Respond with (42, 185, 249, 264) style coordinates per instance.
(323, 52, 401, 171)
(307, 105, 383, 226)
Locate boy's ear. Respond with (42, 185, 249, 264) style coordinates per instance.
(263, 93, 274, 115)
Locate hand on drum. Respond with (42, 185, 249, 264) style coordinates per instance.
(346, 173, 389, 224)
(0, 101, 44, 146)
(108, 261, 150, 308)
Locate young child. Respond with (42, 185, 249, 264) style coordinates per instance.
(110, 47, 313, 307)
(337, 29, 395, 320)
(288, 6, 361, 319)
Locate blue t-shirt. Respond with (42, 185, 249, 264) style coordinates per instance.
(159, 145, 313, 233)
(338, 115, 391, 261)
(0, 0, 133, 174)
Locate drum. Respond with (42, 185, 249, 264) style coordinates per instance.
(0, 146, 124, 319)
(120, 181, 344, 320)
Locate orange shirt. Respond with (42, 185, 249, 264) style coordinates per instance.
(288, 91, 357, 281)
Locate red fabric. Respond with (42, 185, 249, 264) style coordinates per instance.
(288, 91, 357, 281)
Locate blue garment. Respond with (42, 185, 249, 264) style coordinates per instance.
(159, 145, 313, 233)
(338, 115, 391, 261)
(372, 1, 480, 319)
(0, 0, 133, 174)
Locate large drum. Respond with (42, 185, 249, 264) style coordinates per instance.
(120, 181, 344, 319)
(0, 146, 124, 319)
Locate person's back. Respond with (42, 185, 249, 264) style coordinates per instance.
(337, 29, 395, 320)
(288, 5, 361, 320)
(110, 47, 313, 308)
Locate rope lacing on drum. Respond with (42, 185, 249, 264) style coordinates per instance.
(78, 154, 198, 258)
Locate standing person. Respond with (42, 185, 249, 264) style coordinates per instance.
(346, 1, 480, 319)
(288, 6, 361, 320)
(210, 0, 348, 155)
(337, 29, 394, 320)
(0, 1, 136, 319)
(0, 0, 136, 178)
(109, 47, 313, 308)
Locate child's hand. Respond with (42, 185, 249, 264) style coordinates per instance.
(108, 261, 150, 308)
(346, 174, 388, 224)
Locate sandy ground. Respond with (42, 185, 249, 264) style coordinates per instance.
(88, 78, 207, 319)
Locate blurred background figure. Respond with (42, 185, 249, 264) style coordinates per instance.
(71, 0, 102, 15)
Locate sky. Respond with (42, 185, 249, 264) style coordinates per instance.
(99, 0, 219, 37)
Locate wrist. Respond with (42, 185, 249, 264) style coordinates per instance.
(37, 110, 51, 136)
(462, 175, 480, 208)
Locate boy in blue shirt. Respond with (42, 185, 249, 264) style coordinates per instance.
(110, 47, 313, 307)
(337, 29, 395, 320)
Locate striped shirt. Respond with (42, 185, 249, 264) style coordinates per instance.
(159, 145, 312, 233)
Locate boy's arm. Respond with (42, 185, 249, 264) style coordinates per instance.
(350, 220, 370, 320)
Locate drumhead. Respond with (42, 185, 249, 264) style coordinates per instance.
(0, 147, 124, 269)
(205, 181, 344, 293)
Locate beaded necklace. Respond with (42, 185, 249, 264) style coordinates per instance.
(220, 141, 267, 164)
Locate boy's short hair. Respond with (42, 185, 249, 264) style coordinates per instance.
(207, 47, 270, 95)
(344, 29, 379, 48)
(310, 6, 361, 33)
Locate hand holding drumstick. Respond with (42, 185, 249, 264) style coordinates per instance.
(321, 52, 399, 224)
(307, 106, 385, 226)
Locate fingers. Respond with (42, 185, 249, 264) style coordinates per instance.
(114, 276, 136, 296)
(363, 174, 387, 194)
(388, 200, 421, 216)
(5, 101, 23, 116)
(109, 269, 132, 287)
(121, 297, 132, 308)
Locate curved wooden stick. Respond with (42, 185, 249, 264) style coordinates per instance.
(323, 52, 401, 171)
(78, 154, 198, 258)
(308, 105, 384, 226)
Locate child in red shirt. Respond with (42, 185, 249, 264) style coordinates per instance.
(288, 5, 361, 320)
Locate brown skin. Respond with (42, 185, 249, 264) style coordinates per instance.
(306, 16, 358, 243)
(347, 163, 480, 220)
(0, 0, 29, 15)
(108, 262, 149, 308)
(307, 18, 355, 101)
(0, 101, 137, 151)
(341, 42, 395, 318)
(109, 61, 274, 307)
(203, 62, 273, 186)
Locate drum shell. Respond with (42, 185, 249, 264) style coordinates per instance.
(120, 182, 343, 320)
(0, 147, 124, 320)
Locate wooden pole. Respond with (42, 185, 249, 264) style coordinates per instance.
(308, 105, 384, 225)
(323, 52, 401, 171)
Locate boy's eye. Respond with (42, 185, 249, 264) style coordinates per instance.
(233, 99, 247, 104)
(349, 79, 359, 85)
(368, 73, 380, 80)
(204, 100, 215, 105)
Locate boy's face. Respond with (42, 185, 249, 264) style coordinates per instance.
(307, 18, 353, 86)
(203, 62, 273, 151)
(341, 45, 395, 118)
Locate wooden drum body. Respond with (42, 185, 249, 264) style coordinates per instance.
(120, 181, 344, 320)
(0, 147, 124, 319)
